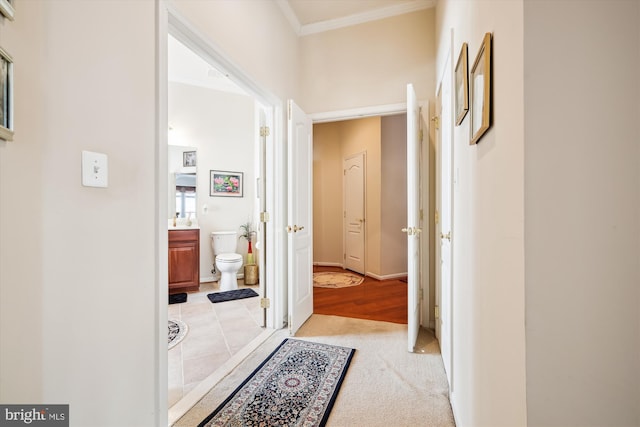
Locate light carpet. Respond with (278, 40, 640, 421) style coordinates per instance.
(313, 271, 364, 288)
(175, 315, 455, 427)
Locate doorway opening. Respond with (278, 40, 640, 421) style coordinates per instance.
(162, 10, 284, 424)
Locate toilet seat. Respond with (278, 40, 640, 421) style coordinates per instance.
(216, 253, 242, 263)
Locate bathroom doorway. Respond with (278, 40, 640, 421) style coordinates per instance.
(165, 22, 279, 424)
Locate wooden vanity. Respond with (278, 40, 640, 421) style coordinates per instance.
(168, 229, 200, 294)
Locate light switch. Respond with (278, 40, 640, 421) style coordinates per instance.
(82, 150, 108, 188)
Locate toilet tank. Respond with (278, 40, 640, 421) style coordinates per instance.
(210, 231, 238, 254)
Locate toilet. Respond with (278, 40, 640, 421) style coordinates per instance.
(210, 231, 243, 291)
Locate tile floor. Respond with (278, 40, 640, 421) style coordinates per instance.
(168, 280, 264, 408)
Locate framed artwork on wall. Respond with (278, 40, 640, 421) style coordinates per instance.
(455, 42, 469, 126)
(0, 46, 14, 141)
(183, 150, 196, 167)
(470, 32, 492, 145)
(210, 170, 243, 197)
(0, 0, 14, 21)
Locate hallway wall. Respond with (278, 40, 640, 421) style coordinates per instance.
(523, 1, 640, 425)
(436, 1, 527, 426)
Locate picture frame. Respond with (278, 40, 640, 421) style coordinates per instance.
(0, 46, 14, 141)
(183, 150, 196, 167)
(455, 42, 469, 126)
(470, 32, 492, 145)
(210, 170, 243, 197)
(0, 0, 14, 21)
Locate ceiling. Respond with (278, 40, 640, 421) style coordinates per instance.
(278, 0, 435, 35)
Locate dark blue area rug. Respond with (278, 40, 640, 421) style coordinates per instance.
(169, 293, 187, 304)
(207, 288, 258, 304)
(198, 338, 355, 427)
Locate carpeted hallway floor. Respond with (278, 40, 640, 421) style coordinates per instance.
(174, 314, 455, 427)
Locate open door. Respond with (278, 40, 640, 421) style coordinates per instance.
(256, 104, 269, 328)
(405, 84, 421, 352)
(436, 48, 453, 387)
(287, 100, 313, 335)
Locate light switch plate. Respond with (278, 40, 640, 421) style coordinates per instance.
(82, 150, 108, 188)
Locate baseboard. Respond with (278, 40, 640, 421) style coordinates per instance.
(200, 272, 244, 284)
(365, 271, 408, 281)
(313, 262, 344, 268)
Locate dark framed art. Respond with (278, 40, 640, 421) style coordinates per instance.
(455, 42, 469, 126)
(183, 150, 196, 167)
(210, 170, 243, 197)
(470, 32, 492, 145)
(0, 46, 13, 141)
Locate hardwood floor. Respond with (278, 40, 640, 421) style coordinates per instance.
(313, 266, 407, 324)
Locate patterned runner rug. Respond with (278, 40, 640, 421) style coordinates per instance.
(198, 338, 355, 427)
(313, 271, 364, 288)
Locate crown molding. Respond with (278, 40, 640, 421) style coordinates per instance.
(285, 0, 436, 37)
(275, 0, 302, 35)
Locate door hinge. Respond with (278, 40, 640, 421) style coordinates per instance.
(419, 287, 424, 300)
(419, 129, 424, 141)
(260, 126, 270, 137)
(288, 315, 292, 334)
(435, 306, 440, 319)
(431, 115, 440, 130)
(260, 211, 270, 223)
(260, 297, 270, 308)
(435, 210, 440, 225)
(420, 209, 424, 221)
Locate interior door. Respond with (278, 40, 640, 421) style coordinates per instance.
(287, 100, 313, 335)
(436, 52, 453, 386)
(405, 83, 421, 352)
(344, 152, 365, 274)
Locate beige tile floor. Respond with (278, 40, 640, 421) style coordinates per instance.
(168, 280, 264, 408)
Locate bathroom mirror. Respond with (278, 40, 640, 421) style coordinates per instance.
(168, 145, 197, 219)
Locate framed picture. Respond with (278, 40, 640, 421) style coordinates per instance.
(183, 150, 196, 167)
(0, 46, 13, 141)
(0, 0, 14, 21)
(210, 170, 243, 197)
(470, 32, 492, 145)
(455, 43, 469, 126)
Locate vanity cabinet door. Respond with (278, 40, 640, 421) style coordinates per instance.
(168, 229, 200, 293)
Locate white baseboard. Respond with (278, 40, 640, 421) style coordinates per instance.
(313, 262, 344, 268)
(365, 271, 408, 281)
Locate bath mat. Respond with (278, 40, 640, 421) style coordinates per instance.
(313, 271, 364, 288)
(198, 338, 355, 427)
(207, 288, 258, 304)
(169, 293, 187, 304)
(168, 319, 188, 349)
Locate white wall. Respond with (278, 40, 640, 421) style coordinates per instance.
(169, 82, 256, 279)
(523, 1, 640, 425)
(436, 1, 527, 426)
(300, 8, 436, 114)
(0, 1, 159, 425)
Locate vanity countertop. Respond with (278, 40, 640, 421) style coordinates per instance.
(168, 225, 200, 230)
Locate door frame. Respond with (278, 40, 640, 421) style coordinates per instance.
(158, 3, 286, 424)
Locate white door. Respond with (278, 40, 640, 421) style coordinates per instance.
(344, 152, 366, 274)
(287, 100, 313, 335)
(406, 84, 421, 352)
(436, 55, 453, 386)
